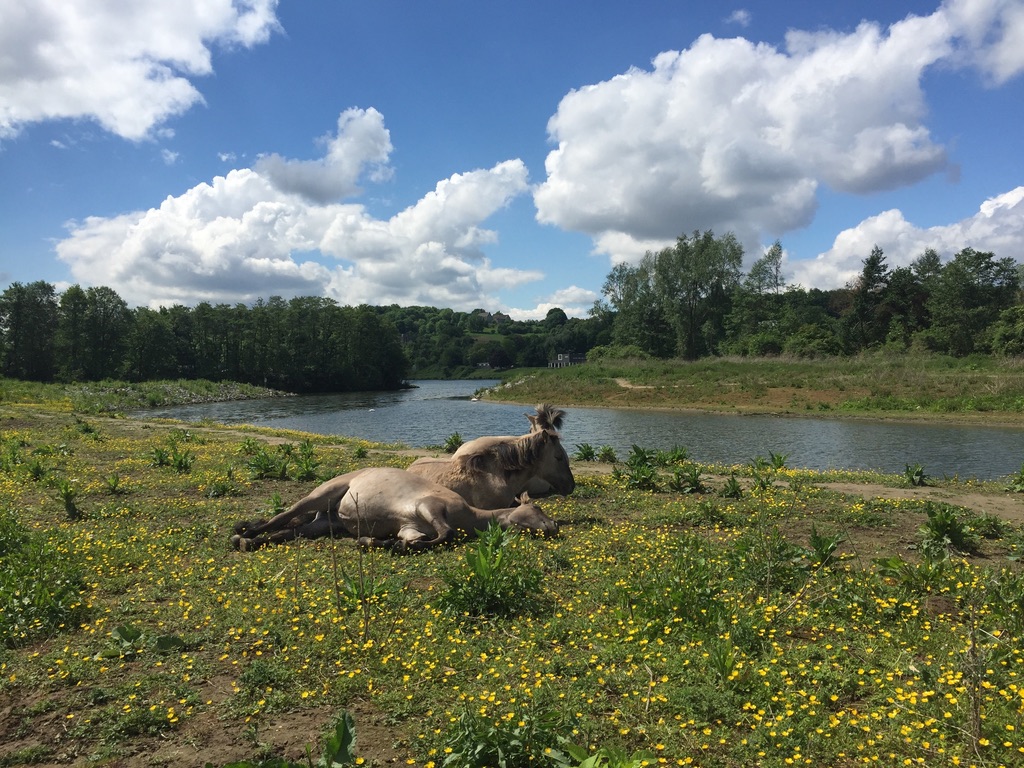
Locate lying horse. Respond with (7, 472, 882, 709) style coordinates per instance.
(406, 404, 574, 508)
(231, 467, 558, 552)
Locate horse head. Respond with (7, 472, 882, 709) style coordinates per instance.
(502, 493, 559, 536)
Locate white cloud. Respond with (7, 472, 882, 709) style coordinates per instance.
(161, 149, 179, 165)
(0, 0, 281, 141)
(55, 111, 540, 313)
(534, 0, 1024, 268)
(725, 9, 751, 28)
(255, 108, 394, 203)
(789, 186, 1024, 289)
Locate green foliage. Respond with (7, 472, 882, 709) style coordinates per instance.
(54, 476, 81, 520)
(0, 509, 89, 647)
(719, 472, 744, 499)
(918, 503, 980, 558)
(440, 522, 544, 619)
(666, 463, 706, 494)
(93, 623, 186, 660)
(443, 431, 464, 454)
(246, 445, 290, 480)
(293, 439, 320, 481)
(1006, 462, 1024, 493)
(573, 443, 597, 461)
(805, 524, 845, 569)
(441, 700, 570, 768)
(596, 445, 617, 463)
(904, 463, 927, 487)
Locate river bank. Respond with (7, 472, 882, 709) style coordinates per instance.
(480, 354, 1024, 427)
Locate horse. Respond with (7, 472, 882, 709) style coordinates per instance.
(406, 404, 574, 508)
(230, 467, 558, 552)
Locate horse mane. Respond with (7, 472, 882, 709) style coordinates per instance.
(528, 404, 565, 432)
(460, 430, 555, 475)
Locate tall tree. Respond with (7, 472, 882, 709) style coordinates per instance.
(0, 281, 58, 381)
(927, 248, 1019, 355)
(602, 259, 674, 357)
(81, 286, 133, 380)
(845, 246, 890, 351)
(55, 284, 90, 381)
(652, 230, 743, 359)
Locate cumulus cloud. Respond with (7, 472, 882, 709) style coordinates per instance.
(0, 0, 281, 141)
(55, 111, 539, 312)
(509, 285, 600, 321)
(789, 186, 1024, 289)
(255, 108, 394, 203)
(534, 0, 1024, 270)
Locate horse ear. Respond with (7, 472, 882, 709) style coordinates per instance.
(526, 412, 540, 430)
(516, 492, 531, 505)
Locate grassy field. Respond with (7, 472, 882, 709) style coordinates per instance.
(483, 354, 1024, 424)
(1, 376, 1024, 767)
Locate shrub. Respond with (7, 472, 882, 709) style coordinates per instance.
(443, 431, 464, 454)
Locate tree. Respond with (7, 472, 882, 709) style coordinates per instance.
(602, 260, 674, 357)
(927, 248, 1019, 355)
(724, 241, 788, 355)
(652, 230, 743, 359)
(82, 286, 131, 379)
(844, 246, 890, 351)
(55, 284, 90, 381)
(0, 281, 58, 381)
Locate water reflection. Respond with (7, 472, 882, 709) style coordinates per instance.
(138, 379, 1023, 480)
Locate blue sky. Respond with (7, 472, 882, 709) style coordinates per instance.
(2, 0, 1023, 319)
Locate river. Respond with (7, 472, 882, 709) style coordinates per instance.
(138, 379, 1024, 481)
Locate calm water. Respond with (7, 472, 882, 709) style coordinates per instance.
(139, 379, 1024, 480)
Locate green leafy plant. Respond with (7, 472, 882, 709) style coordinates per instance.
(573, 442, 597, 461)
(150, 446, 171, 467)
(246, 446, 290, 480)
(94, 623, 186, 660)
(1005, 462, 1024, 493)
(54, 477, 81, 520)
(666, 463, 706, 494)
(905, 463, 927, 487)
(655, 444, 689, 466)
(104, 472, 126, 495)
(596, 445, 617, 463)
(441, 700, 569, 767)
(351, 445, 368, 459)
(293, 439, 320, 481)
(440, 521, 544, 618)
(559, 744, 658, 768)
(805, 524, 845, 569)
(769, 450, 789, 470)
(719, 472, 743, 499)
(170, 444, 196, 473)
(443, 431, 464, 454)
(918, 502, 979, 559)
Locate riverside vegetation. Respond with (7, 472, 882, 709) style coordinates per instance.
(1, 376, 1023, 767)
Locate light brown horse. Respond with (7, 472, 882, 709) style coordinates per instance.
(406, 404, 574, 508)
(231, 467, 558, 552)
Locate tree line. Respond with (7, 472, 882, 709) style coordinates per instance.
(3, 235, 1020, 393)
(0, 282, 612, 391)
(598, 231, 1024, 359)
(0, 284, 408, 392)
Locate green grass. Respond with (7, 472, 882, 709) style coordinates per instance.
(0, 403, 1022, 766)
(486, 352, 1024, 420)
